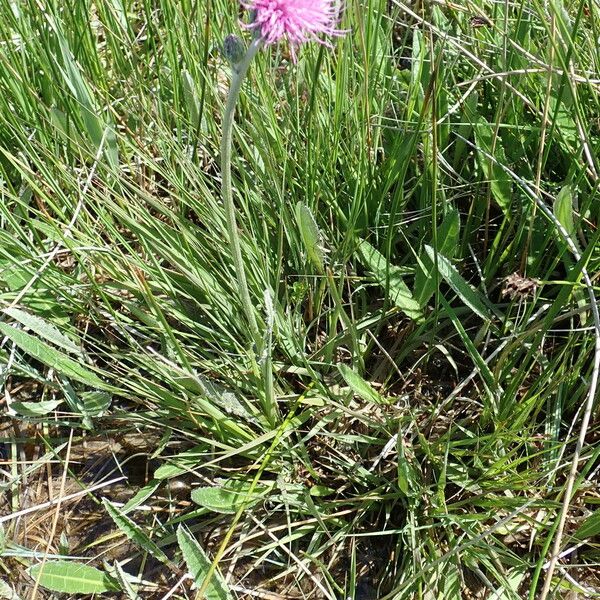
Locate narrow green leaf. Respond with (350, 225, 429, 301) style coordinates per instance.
(182, 374, 255, 420)
(112, 562, 141, 600)
(553, 184, 575, 237)
(414, 208, 460, 307)
(154, 444, 208, 480)
(408, 28, 425, 114)
(27, 562, 119, 594)
(106, 0, 129, 31)
(55, 27, 119, 169)
(176, 526, 233, 600)
(424, 246, 493, 321)
(574, 509, 600, 540)
(0, 322, 105, 388)
(474, 119, 512, 214)
(453, 91, 478, 170)
(103, 499, 168, 564)
(445, 463, 482, 493)
(122, 480, 161, 514)
(357, 240, 422, 321)
(338, 364, 382, 404)
(397, 438, 411, 496)
(440, 564, 462, 600)
(182, 70, 200, 128)
(3, 307, 81, 356)
(295, 202, 324, 273)
(439, 295, 497, 411)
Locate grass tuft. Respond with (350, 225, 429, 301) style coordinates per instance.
(1, 0, 600, 598)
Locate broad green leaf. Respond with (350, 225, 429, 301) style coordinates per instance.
(80, 391, 112, 416)
(309, 485, 335, 497)
(549, 87, 577, 146)
(176, 526, 233, 600)
(357, 239, 422, 321)
(27, 562, 119, 594)
(414, 208, 460, 307)
(574, 509, 600, 540)
(103, 499, 168, 563)
(501, 567, 528, 597)
(453, 91, 478, 171)
(0, 322, 105, 388)
(424, 246, 493, 322)
(549, 0, 573, 52)
(191, 486, 247, 514)
(49, 107, 87, 148)
(60, 380, 94, 429)
(295, 202, 324, 273)
(338, 364, 382, 404)
(0, 261, 31, 291)
(553, 184, 575, 237)
(10, 400, 63, 416)
(191, 480, 271, 514)
(3, 307, 81, 356)
(474, 119, 512, 215)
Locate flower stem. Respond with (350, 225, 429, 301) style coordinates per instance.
(221, 38, 263, 349)
(220, 38, 278, 428)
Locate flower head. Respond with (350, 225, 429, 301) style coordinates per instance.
(243, 0, 344, 59)
(223, 34, 247, 65)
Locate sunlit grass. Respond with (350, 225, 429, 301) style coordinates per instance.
(1, 0, 600, 598)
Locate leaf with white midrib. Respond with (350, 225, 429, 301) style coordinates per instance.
(176, 526, 233, 600)
(27, 561, 120, 594)
(0, 322, 105, 388)
(3, 307, 82, 356)
(103, 499, 168, 564)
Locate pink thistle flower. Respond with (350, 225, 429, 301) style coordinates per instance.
(243, 0, 345, 60)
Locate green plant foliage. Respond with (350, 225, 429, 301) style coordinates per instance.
(176, 527, 233, 600)
(27, 562, 120, 594)
(102, 500, 169, 564)
(2, 0, 600, 598)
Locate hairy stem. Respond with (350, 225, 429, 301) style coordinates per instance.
(220, 38, 278, 427)
(221, 38, 263, 348)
